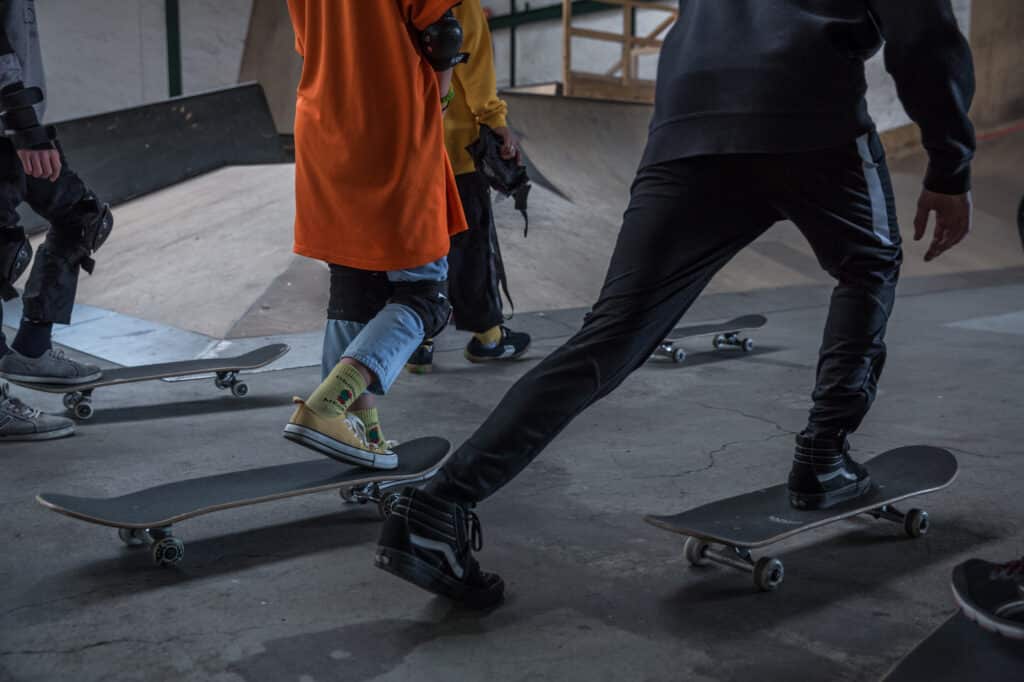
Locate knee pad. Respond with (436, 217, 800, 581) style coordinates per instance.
(0, 225, 31, 301)
(327, 265, 391, 323)
(419, 10, 469, 71)
(390, 280, 452, 339)
(46, 193, 113, 275)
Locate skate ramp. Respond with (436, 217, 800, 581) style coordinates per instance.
(15, 96, 1021, 350)
(496, 93, 1024, 312)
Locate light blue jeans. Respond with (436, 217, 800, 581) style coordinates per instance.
(322, 258, 448, 394)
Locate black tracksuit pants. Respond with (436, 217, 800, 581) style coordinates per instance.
(448, 171, 506, 334)
(428, 131, 903, 505)
(0, 138, 91, 351)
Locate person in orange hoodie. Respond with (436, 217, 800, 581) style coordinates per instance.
(282, 0, 468, 470)
(406, 0, 530, 374)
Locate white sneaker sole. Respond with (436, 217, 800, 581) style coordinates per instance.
(283, 424, 398, 470)
(953, 589, 1024, 640)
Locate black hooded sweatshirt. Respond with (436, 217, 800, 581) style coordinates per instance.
(642, 0, 975, 194)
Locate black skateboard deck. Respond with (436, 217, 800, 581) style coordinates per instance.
(882, 611, 1024, 681)
(652, 314, 767, 364)
(37, 436, 450, 567)
(645, 446, 958, 590)
(7, 343, 289, 419)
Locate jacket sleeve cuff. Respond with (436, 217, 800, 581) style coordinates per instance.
(478, 111, 507, 129)
(923, 162, 971, 195)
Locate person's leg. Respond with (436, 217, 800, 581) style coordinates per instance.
(287, 259, 450, 467)
(1, 145, 108, 383)
(770, 131, 903, 509)
(446, 172, 529, 364)
(0, 141, 75, 441)
(376, 157, 779, 605)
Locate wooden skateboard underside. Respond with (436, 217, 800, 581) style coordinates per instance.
(645, 446, 957, 591)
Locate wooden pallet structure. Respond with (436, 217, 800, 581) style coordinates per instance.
(561, 0, 679, 103)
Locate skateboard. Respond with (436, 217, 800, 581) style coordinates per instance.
(645, 446, 958, 591)
(6, 343, 289, 419)
(651, 314, 767, 364)
(882, 610, 1024, 681)
(36, 436, 450, 567)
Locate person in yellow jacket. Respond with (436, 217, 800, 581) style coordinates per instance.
(406, 0, 531, 374)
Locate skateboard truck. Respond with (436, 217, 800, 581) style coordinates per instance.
(214, 370, 249, 398)
(712, 332, 755, 353)
(681, 502, 930, 592)
(118, 526, 185, 568)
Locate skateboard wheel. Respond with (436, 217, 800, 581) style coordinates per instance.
(713, 334, 726, 350)
(152, 536, 185, 567)
(753, 557, 784, 591)
(230, 381, 249, 398)
(118, 528, 149, 548)
(904, 509, 929, 538)
(672, 348, 687, 364)
(684, 536, 710, 566)
(742, 338, 755, 352)
(339, 487, 357, 504)
(74, 401, 94, 420)
(62, 393, 79, 410)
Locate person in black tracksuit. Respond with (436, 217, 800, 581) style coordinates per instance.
(375, 0, 976, 608)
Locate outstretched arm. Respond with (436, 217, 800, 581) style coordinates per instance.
(867, 0, 975, 260)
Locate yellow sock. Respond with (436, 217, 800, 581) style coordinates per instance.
(306, 363, 367, 419)
(352, 408, 385, 446)
(474, 325, 502, 347)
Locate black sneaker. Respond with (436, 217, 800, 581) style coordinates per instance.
(952, 557, 1024, 640)
(405, 340, 434, 375)
(464, 326, 530, 363)
(375, 487, 504, 609)
(787, 431, 872, 510)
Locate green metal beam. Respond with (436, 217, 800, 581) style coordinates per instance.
(166, 0, 183, 97)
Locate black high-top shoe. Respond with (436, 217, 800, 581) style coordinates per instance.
(788, 431, 872, 510)
(375, 487, 504, 609)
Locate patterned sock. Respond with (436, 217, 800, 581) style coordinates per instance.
(12, 319, 53, 359)
(473, 325, 502, 348)
(306, 363, 368, 419)
(352, 408, 384, 447)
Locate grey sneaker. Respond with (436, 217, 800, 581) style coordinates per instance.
(0, 348, 102, 385)
(0, 383, 75, 441)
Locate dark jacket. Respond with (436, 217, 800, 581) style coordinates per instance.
(642, 0, 975, 194)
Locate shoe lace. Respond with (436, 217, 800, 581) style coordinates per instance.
(466, 510, 483, 552)
(991, 557, 1024, 581)
(0, 384, 40, 418)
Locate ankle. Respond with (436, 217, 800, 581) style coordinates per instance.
(12, 319, 53, 359)
(473, 326, 502, 347)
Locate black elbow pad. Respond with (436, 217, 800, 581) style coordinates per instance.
(419, 10, 469, 71)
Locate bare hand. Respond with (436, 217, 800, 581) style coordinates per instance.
(492, 126, 521, 164)
(17, 148, 61, 182)
(914, 189, 972, 262)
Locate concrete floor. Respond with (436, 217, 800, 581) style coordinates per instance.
(2, 264, 1023, 682)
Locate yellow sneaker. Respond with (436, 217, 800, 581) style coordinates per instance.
(283, 398, 397, 469)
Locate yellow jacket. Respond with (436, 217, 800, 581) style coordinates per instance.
(445, 0, 508, 176)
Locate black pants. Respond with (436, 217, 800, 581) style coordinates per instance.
(0, 138, 91, 349)
(428, 132, 903, 504)
(448, 171, 505, 333)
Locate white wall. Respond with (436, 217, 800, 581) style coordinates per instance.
(489, 0, 973, 132)
(37, 0, 252, 122)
